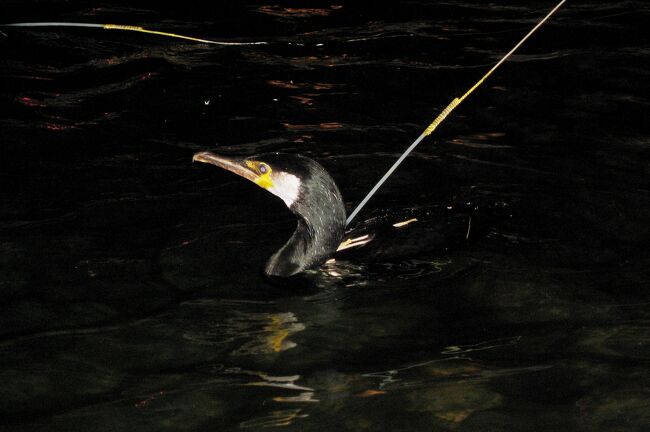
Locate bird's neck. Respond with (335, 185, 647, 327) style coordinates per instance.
(265, 200, 345, 277)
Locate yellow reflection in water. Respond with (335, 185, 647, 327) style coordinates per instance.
(234, 312, 305, 355)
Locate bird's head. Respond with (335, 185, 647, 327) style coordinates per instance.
(193, 151, 347, 276)
(192, 151, 309, 209)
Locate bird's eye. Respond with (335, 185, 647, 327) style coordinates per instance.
(259, 163, 269, 174)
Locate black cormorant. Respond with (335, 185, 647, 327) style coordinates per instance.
(193, 151, 346, 277)
(193, 151, 474, 278)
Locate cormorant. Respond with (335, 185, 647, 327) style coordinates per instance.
(193, 151, 474, 278)
(193, 151, 346, 277)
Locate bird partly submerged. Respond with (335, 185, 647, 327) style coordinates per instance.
(193, 151, 346, 277)
(193, 151, 472, 278)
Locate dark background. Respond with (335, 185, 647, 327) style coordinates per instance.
(1, 1, 649, 431)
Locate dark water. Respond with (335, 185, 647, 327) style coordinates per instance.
(1, 1, 650, 430)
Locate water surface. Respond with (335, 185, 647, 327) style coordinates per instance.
(1, 1, 650, 431)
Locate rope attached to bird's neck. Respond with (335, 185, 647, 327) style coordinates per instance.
(1, 2, 568, 227)
(345, 0, 567, 226)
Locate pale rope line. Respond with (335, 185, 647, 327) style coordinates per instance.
(2, 22, 268, 45)
(345, 0, 567, 226)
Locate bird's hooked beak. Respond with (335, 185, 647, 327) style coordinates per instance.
(192, 151, 259, 183)
(193, 150, 300, 208)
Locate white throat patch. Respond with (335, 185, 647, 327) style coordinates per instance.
(268, 172, 301, 208)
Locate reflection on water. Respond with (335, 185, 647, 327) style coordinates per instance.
(1, 0, 650, 431)
(181, 303, 305, 354)
(239, 409, 308, 429)
(442, 336, 521, 355)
